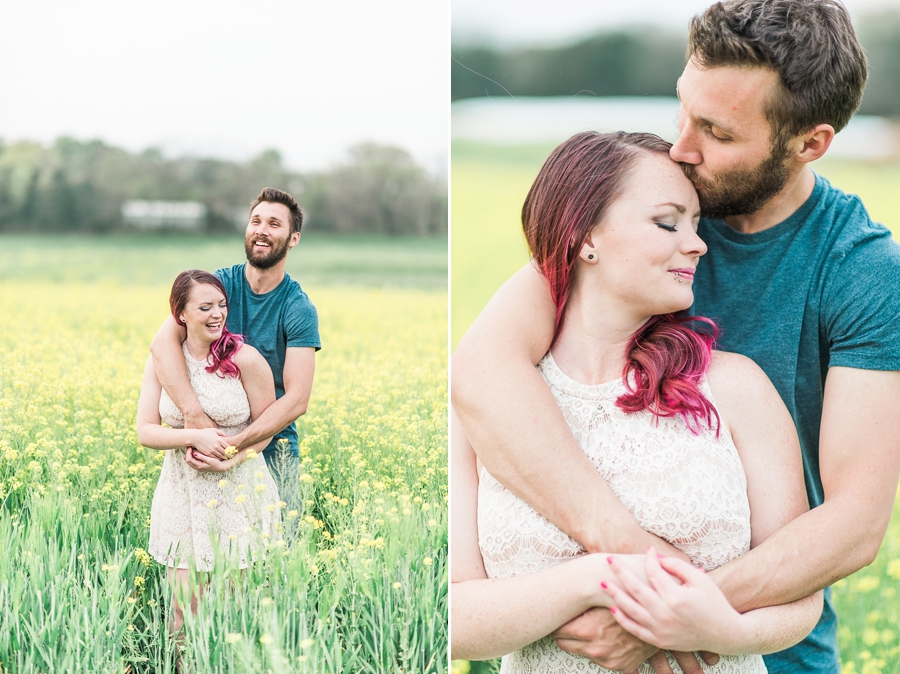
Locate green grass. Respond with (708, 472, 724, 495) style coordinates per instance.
(451, 139, 900, 673)
(0, 237, 448, 672)
(0, 233, 447, 289)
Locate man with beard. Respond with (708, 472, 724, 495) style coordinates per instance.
(451, 1, 900, 673)
(150, 187, 319, 488)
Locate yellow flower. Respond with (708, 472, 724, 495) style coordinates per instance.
(224, 446, 238, 458)
(299, 473, 314, 483)
(392, 582, 402, 589)
(267, 504, 276, 512)
(255, 483, 266, 492)
(423, 557, 433, 566)
(206, 499, 217, 508)
(259, 633, 274, 645)
(287, 510, 299, 519)
(235, 494, 246, 504)
(246, 449, 258, 460)
(218, 479, 228, 489)
(260, 597, 273, 607)
(225, 633, 242, 644)
(300, 638, 315, 648)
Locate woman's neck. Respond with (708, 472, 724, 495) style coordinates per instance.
(183, 332, 214, 361)
(551, 284, 649, 385)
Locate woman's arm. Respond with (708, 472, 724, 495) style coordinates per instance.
(183, 346, 276, 472)
(136, 356, 231, 453)
(603, 351, 822, 653)
(450, 407, 647, 661)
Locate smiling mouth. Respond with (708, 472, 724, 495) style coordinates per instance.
(671, 269, 695, 281)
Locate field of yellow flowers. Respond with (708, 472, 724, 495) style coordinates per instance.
(0, 235, 447, 673)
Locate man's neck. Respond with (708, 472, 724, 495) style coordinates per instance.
(723, 166, 816, 235)
(244, 262, 287, 295)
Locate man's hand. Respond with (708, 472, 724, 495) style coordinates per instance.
(552, 608, 657, 672)
(552, 608, 717, 674)
(184, 448, 235, 473)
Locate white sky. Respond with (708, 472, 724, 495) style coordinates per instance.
(453, 0, 900, 47)
(0, 0, 449, 173)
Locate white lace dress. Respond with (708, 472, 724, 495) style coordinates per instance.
(478, 353, 767, 674)
(148, 344, 280, 571)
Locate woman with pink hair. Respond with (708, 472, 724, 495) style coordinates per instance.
(451, 132, 822, 673)
(137, 270, 280, 641)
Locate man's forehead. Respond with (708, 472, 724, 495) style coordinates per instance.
(251, 201, 291, 221)
(676, 60, 776, 132)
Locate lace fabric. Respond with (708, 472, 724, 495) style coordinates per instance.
(478, 353, 766, 674)
(148, 344, 280, 571)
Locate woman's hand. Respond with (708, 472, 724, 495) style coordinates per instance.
(604, 547, 743, 654)
(189, 427, 231, 460)
(184, 447, 235, 473)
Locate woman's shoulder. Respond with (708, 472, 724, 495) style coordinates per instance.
(706, 350, 779, 426)
(233, 342, 267, 373)
(707, 350, 773, 394)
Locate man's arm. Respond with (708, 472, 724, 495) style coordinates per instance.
(228, 346, 315, 451)
(452, 262, 687, 557)
(149, 315, 217, 433)
(710, 366, 900, 612)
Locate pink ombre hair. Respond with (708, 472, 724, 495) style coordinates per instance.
(169, 270, 244, 379)
(522, 131, 720, 434)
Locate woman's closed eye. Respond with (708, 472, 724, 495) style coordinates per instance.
(656, 222, 677, 232)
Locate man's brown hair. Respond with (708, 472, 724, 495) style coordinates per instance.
(250, 187, 304, 235)
(688, 0, 867, 142)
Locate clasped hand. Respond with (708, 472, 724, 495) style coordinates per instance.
(185, 427, 236, 471)
(553, 549, 724, 673)
(605, 547, 740, 654)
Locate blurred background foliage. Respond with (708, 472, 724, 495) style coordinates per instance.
(451, 10, 900, 118)
(0, 138, 447, 236)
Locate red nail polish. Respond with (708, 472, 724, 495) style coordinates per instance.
(609, 606, 617, 614)
(606, 556, 613, 564)
(601, 581, 608, 590)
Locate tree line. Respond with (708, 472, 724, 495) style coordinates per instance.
(451, 11, 900, 119)
(0, 138, 447, 236)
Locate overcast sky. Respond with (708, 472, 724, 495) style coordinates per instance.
(453, 0, 900, 47)
(0, 0, 449, 173)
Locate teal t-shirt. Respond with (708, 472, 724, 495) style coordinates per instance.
(692, 173, 900, 673)
(216, 264, 321, 457)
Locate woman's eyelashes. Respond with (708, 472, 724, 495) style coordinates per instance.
(655, 221, 677, 232)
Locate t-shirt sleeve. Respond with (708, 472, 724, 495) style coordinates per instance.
(285, 290, 322, 351)
(824, 232, 900, 370)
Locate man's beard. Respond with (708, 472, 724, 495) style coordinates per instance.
(682, 139, 792, 220)
(244, 233, 290, 269)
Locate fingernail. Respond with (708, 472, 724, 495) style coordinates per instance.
(600, 581, 608, 590)
(609, 606, 617, 614)
(606, 556, 613, 564)
(657, 554, 666, 559)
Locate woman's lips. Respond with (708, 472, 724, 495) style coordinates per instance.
(671, 268, 695, 281)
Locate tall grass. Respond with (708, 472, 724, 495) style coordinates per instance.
(0, 237, 447, 672)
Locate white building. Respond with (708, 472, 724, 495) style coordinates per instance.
(121, 200, 207, 231)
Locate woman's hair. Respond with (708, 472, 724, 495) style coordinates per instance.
(522, 130, 719, 434)
(169, 270, 243, 379)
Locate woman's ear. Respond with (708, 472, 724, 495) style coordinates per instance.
(579, 235, 599, 264)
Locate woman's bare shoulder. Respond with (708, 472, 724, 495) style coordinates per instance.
(234, 342, 267, 372)
(707, 350, 783, 428)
